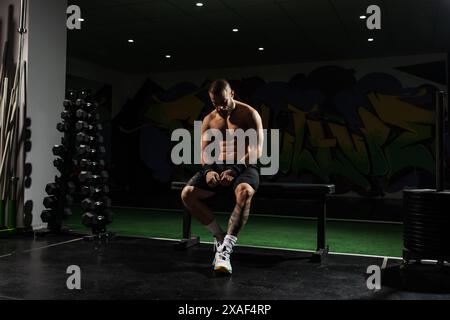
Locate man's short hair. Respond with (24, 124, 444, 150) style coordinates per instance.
(209, 79, 231, 95)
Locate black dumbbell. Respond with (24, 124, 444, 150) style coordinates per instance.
(83, 102, 96, 112)
(52, 145, 66, 157)
(43, 196, 58, 209)
(91, 175, 104, 185)
(41, 209, 54, 222)
(54, 158, 78, 170)
(75, 121, 89, 131)
(86, 147, 106, 159)
(81, 185, 95, 196)
(63, 99, 73, 108)
(66, 90, 77, 101)
(76, 109, 88, 119)
(56, 122, 70, 133)
(81, 198, 95, 210)
(53, 158, 63, 169)
(81, 212, 96, 227)
(79, 89, 91, 99)
(91, 161, 104, 171)
(80, 159, 91, 169)
(90, 161, 99, 171)
(75, 98, 84, 107)
(87, 113, 100, 123)
(86, 149, 99, 159)
(95, 185, 110, 197)
(85, 123, 103, 133)
(79, 171, 92, 182)
(45, 183, 59, 195)
(76, 132, 90, 143)
(76, 144, 91, 155)
(91, 200, 107, 212)
(61, 110, 72, 120)
(100, 196, 112, 208)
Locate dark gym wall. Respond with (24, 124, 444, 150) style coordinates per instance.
(67, 52, 447, 216)
(114, 54, 446, 195)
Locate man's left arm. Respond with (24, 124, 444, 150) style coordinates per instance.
(235, 110, 264, 168)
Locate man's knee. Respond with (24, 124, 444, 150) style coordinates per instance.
(181, 186, 195, 204)
(235, 184, 255, 204)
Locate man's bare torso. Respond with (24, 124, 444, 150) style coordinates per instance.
(203, 100, 256, 162)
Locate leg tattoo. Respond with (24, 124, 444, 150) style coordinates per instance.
(228, 189, 253, 236)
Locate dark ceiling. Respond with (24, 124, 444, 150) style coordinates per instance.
(67, 0, 450, 73)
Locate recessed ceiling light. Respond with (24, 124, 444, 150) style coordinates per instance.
(196, 2, 204, 6)
(368, 38, 374, 42)
(232, 28, 239, 32)
(128, 39, 134, 43)
(78, 18, 84, 22)
(258, 47, 264, 51)
(360, 15, 366, 19)
(165, 55, 171, 58)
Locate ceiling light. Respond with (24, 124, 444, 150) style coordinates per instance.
(128, 39, 134, 43)
(196, 2, 204, 6)
(368, 38, 374, 42)
(165, 55, 171, 58)
(232, 28, 239, 32)
(360, 15, 366, 19)
(258, 47, 264, 51)
(78, 18, 84, 22)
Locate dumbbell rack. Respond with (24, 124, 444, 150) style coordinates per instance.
(37, 89, 114, 240)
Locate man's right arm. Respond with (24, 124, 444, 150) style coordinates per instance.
(201, 114, 210, 167)
(201, 114, 220, 187)
(201, 114, 215, 173)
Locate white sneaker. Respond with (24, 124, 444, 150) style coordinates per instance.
(212, 238, 222, 266)
(213, 244, 233, 274)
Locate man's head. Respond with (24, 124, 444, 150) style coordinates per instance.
(208, 79, 235, 115)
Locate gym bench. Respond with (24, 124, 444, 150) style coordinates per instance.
(171, 181, 335, 263)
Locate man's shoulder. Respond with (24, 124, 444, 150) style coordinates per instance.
(205, 109, 218, 119)
(235, 101, 260, 120)
(235, 100, 258, 115)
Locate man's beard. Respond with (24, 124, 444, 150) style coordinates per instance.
(217, 101, 235, 117)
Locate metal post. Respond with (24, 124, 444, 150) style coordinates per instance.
(182, 207, 191, 239)
(317, 198, 326, 252)
(311, 197, 328, 263)
(7, 177, 18, 229)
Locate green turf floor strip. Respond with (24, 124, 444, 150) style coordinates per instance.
(66, 208, 403, 257)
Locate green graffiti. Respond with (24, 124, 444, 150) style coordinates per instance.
(143, 87, 435, 194)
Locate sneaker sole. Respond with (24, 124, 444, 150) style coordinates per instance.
(214, 265, 232, 274)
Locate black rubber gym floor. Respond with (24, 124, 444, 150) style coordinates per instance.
(0, 235, 449, 300)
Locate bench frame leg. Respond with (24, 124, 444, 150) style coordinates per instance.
(173, 207, 200, 250)
(310, 198, 329, 263)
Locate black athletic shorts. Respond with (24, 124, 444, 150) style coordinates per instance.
(186, 164, 260, 193)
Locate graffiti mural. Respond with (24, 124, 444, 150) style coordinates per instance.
(113, 64, 445, 197)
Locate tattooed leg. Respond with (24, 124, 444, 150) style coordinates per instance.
(227, 183, 255, 236)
